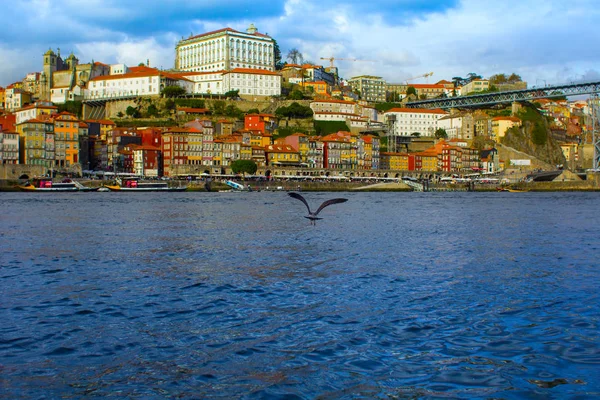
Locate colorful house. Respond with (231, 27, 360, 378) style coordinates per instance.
(244, 113, 277, 134)
(265, 144, 300, 167)
(491, 116, 521, 139)
(380, 152, 409, 171)
(275, 133, 309, 164)
(53, 112, 81, 168)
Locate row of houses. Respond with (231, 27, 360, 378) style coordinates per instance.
(1, 99, 504, 176)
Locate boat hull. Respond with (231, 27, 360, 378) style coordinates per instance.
(105, 185, 187, 192)
(18, 184, 79, 192)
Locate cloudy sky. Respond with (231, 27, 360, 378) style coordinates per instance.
(1, 0, 599, 87)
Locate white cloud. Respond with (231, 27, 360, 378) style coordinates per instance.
(75, 37, 176, 70)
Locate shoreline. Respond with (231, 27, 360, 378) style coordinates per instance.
(2, 179, 599, 192)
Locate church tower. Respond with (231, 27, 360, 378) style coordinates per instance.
(66, 52, 79, 70)
(42, 48, 57, 100)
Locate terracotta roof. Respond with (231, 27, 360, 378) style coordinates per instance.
(265, 144, 298, 153)
(164, 127, 202, 134)
(315, 111, 359, 117)
(19, 118, 53, 124)
(246, 113, 275, 118)
(90, 67, 193, 83)
(321, 131, 353, 142)
(16, 103, 58, 111)
(492, 116, 521, 122)
(130, 144, 161, 151)
(178, 107, 210, 113)
(311, 99, 356, 105)
(409, 84, 445, 89)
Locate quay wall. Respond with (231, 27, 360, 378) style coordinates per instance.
(0, 165, 46, 181)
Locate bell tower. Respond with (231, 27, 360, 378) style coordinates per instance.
(42, 48, 57, 100)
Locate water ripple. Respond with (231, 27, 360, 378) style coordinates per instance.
(1, 191, 599, 398)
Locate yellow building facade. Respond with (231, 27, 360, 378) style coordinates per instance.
(17, 119, 54, 167)
(491, 116, 521, 139)
(53, 112, 80, 168)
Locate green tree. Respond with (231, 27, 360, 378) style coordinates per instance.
(231, 160, 258, 175)
(224, 104, 243, 119)
(57, 100, 83, 117)
(164, 99, 176, 111)
(434, 128, 448, 139)
(466, 72, 482, 82)
(162, 85, 186, 98)
(489, 73, 508, 85)
(224, 89, 240, 99)
(288, 89, 304, 100)
(246, 108, 260, 114)
(211, 100, 226, 115)
(126, 106, 140, 118)
(411, 132, 421, 137)
(174, 99, 205, 108)
(273, 40, 284, 70)
(508, 73, 522, 83)
(146, 104, 159, 118)
(117, 111, 124, 118)
(452, 76, 464, 89)
(276, 102, 313, 119)
(286, 48, 303, 64)
(531, 122, 547, 145)
(387, 91, 402, 102)
(406, 86, 417, 96)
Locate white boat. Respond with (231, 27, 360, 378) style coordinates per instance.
(18, 179, 96, 192)
(225, 180, 246, 191)
(105, 178, 187, 192)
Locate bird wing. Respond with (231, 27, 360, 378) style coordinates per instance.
(288, 192, 312, 214)
(314, 198, 348, 216)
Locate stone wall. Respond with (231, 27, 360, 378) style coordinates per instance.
(0, 164, 46, 180)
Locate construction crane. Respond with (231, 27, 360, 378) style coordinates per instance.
(405, 72, 434, 84)
(320, 56, 373, 69)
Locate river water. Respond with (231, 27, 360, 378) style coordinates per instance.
(1, 191, 599, 398)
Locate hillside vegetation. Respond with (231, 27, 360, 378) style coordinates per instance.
(501, 105, 565, 166)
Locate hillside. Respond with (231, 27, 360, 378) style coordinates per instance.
(500, 106, 566, 167)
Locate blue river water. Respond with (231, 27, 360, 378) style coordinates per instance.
(1, 191, 599, 398)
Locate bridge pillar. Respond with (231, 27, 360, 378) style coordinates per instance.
(511, 101, 522, 115)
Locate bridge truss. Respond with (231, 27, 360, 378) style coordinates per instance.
(406, 81, 600, 110)
(592, 95, 600, 171)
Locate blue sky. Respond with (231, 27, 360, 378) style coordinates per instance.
(1, 0, 599, 87)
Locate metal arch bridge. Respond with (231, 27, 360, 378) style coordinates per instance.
(406, 81, 600, 109)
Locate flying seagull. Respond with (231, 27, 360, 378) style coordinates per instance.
(288, 192, 348, 224)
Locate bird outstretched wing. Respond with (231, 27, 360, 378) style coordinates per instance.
(314, 198, 348, 216)
(288, 192, 312, 214)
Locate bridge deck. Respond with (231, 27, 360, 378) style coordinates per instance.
(407, 81, 600, 109)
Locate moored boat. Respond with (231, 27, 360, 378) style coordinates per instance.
(18, 179, 96, 192)
(496, 187, 529, 192)
(105, 178, 187, 192)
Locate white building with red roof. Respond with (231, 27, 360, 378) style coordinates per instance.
(85, 66, 193, 100)
(175, 24, 275, 73)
